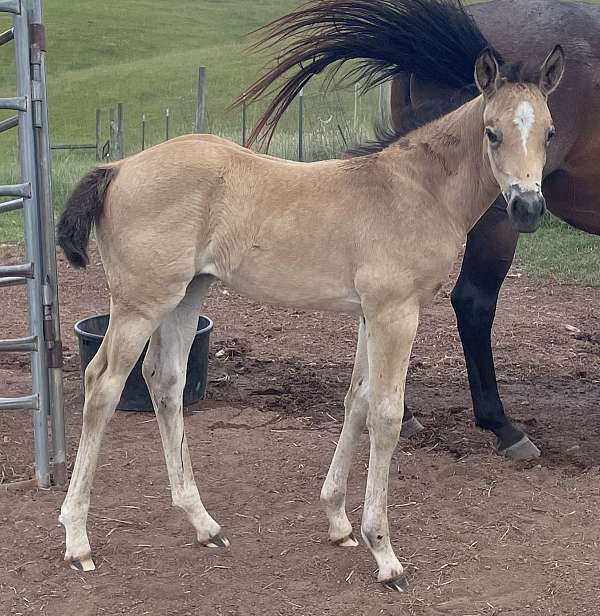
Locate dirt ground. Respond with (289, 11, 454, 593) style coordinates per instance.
(0, 243, 599, 616)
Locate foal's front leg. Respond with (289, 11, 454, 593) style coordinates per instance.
(361, 298, 419, 591)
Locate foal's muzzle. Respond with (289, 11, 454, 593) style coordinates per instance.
(506, 187, 546, 233)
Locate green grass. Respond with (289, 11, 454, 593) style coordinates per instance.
(516, 214, 600, 287)
(0, 0, 377, 156)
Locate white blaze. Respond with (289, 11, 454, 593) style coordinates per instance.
(513, 101, 535, 154)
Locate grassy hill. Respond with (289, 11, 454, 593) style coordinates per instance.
(0, 0, 304, 150)
(0, 0, 377, 155)
(1, 0, 600, 285)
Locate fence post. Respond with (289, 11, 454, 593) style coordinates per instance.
(108, 107, 115, 160)
(165, 108, 170, 141)
(353, 82, 360, 132)
(141, 113, 146, 150)
(29, 0, 67, 487)
(95, 109, 101, 161)
(241, 94, 246, 146)
(378, 81, 392, 127)
(298, 87, 304, 162)
(195, 66, 207, 133)
(116, 102, 124, 158)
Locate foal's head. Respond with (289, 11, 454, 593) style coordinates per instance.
(475, 46, 565, 232)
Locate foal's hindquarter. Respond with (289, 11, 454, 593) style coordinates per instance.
(60, 98, 500, 584)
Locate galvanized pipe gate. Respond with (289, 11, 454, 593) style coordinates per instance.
(0, 0, 65, 488)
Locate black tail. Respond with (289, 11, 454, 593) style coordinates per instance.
(57, 166, 117, 268)
(232, 0, 493, 147)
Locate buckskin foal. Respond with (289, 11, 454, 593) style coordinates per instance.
(57, 1, 564, 591)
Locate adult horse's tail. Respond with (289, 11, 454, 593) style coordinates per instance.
(232, 0, 494, 148)
(57, 166, 118, 268)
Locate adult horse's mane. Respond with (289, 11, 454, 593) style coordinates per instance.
(348, 61, 542, 156)
(234, 0, 540, 152)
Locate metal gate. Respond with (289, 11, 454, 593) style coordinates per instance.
(0, 0, 65, 488)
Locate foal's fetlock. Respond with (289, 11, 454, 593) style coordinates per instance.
(59, 510, 95, 572)
(65, 553, 96, 572)
(328, 517, 359, 547)
(361, 526, 406, 589)
(61, 529, 95, 571)
(321, 490, 358, 547)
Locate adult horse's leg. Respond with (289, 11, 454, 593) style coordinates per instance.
(59, 299, 181, 571)
(450, 198, 540, 459)
(320, 317, 368, 548)
(361, 298, 419, 590)
(142, 276, 228, 548)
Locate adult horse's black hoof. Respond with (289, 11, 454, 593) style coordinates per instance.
(498, 435, 541, 461)
(382, 575, 409, 593)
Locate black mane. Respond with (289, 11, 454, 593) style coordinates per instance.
(234, 0, 496, 147)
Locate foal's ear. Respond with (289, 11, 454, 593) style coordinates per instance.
(539, 45, 565, 96)
(475, 48, 500, 97)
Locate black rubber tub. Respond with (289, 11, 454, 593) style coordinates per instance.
(74, 314, 213, 412)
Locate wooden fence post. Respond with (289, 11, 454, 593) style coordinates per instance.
(108, 107, 115, 160)
(141, 113, 146, 151)
(298, 88, 304, 162)
(116, 103, 124, 158)
(195, 66, 207, 133)
(241, 94, 247, 146)
(95, 109, 101, 161)
(379, 81, 392, 127)
(353, 82, 360, 132)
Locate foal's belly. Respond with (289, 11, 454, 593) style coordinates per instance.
(201, 261, 363, 315)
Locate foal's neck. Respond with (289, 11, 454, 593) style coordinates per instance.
(384, 95, 499, 235)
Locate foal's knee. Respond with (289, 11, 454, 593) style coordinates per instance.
(366, 399, 404, 445)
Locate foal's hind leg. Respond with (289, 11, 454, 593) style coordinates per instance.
(142, 276, 227, 547)
(60, 302, 178, 571)
(320, 317, 368, 547)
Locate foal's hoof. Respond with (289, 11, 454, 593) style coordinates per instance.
(204, 533, 230, 549)
(332, 532, 359, 548)
(400, 416, 425, 439)
(382, 575, 409, 593)
(498, 435, 541, 461)
(66, 555, 96, 572)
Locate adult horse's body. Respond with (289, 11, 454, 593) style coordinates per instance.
(390, 0, 600, 459)
(238, 0, 600, 459)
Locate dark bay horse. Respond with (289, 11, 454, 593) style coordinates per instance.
(236, 0, 600, 460)
(392, 0, 600, 460)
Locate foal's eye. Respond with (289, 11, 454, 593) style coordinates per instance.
(547, 126, 556, 143)
(485, 127, 502, 146)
